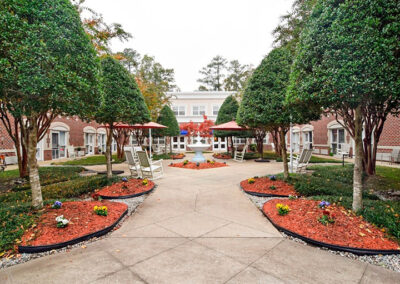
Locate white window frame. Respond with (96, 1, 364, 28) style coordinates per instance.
(172, 105, 186, 116)
(172, 136, 186, 152)
(212, 105, 220, 116)
(233, 137, 246, 145)
(330, 128, 345, 154)
(192, 105, 206, 116)
(212, 136, 227, 152)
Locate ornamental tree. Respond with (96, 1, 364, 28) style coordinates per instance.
(287, 0, 400, 210)
(96, 57, 150, 178)
(0, 0, 101, 209)
(214, 95, 240, 156)
(155, 105, 180, 153)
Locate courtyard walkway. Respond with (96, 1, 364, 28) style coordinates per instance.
(1, 156, 399, 283)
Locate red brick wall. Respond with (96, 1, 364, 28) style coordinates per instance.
(0, 114, 16, 156)
(377, 115, 400, 147)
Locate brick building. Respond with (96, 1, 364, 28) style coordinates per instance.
(1, 91, 400, 163)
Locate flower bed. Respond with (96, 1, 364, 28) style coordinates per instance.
(94, 178, 155, 199)
(240, 176, 299, 197)
(263, 199, 400, 254)
(171, 153, 185, 160)
(212, 153, 231, 159)
(169, 160, 228, 170)
(19, 201, 127, 253)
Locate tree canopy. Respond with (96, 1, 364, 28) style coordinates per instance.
(155, 105, 180, 137)
(0, 0, 102, 208)
(214, 95, 239, 138)
(287, 0, 400, 209)
(96, 56, 150, 177)
(197, 55, 227, 91)
(224, 60, 253, 92)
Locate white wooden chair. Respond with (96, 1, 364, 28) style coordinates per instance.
(390, 149, 400, 164)
(291, 149, 313, 173)
(124, 147, 141, 177)
(152, 144, 164, 155)
(67, 146, 76, 159)
(233, 144, 248, 162)
(337, 144, 350, 158)
(137, 150, 164, 180)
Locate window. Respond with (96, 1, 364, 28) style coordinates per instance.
(303, 131, 313, 149)
(212, 105, 220, 116)
(152, 137, 165, 145)
(233, 137, 246, 145)
(213, 137, 226, 151)
(172, 106, 185, 116)
(97, 134, 106, 153)
(192, 105, 206, 116)
(330, 128, 345, 154)
(52, 131, 67, 159)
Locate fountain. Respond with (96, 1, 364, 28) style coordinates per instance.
(187, 133, 210, 163)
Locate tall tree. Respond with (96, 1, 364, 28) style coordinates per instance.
(131, 54, 177, 119)
(115, 48, 141, 73)
(224, 60, 253, 93)
(197, 55, 227, 91)
(287, 0, 400, 210)
(96, 57, 150, 178)
(72, 0, 131, 55)
(214, 95, 240, 156)
(0, 0, 101, 208)
(155, 105, 180, 153)
(272, 0, 317, 53)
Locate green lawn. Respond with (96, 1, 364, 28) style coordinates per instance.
(278, 165, 400, 240)
(0, 166, 120, 255)
(152, 152, 184, 160)
(243, 151, 342, 163)
(52, 154, 125, 166)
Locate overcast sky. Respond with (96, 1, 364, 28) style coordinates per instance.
(84, 0, 294, 91)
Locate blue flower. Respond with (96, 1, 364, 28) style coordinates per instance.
(122, 177, 128, 182)
(319, 201, 330, 208)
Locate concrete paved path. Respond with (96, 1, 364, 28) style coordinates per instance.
(1, 155, 399, 283)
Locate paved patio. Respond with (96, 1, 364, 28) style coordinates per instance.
(1, 155, 399, 283)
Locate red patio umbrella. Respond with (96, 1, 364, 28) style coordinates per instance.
(131, 122, 167, 158)
(210, 120, 247, 131)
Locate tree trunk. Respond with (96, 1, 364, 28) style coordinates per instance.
(106, 126, 113, 178)
(353, 106, 363, 212)
(280, 129, 289, 179)
(25, 119, 43, 209)
(169, 137, 173, 154)
(271, 128, 281, 157)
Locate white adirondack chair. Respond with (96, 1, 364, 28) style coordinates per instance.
(233, 145, 248, 162)
(390, 149, 400, 164)
(291, 149, 313, 173)
(67, 146, 76, 159)
(124, 147, 141, 177)
(137, 150, 164, 180)
(337, 144, 350, 158)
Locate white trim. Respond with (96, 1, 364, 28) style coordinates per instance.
(50, 121, 70, 131)
(0, 149, 16, 153)
(301, 124, 314, 132)
(167, 91, 235, 100)
(377, 146, 400, 150)
(96, 128, 107, 134)
(327, 120, 344, 129)
(83, 126, 96, 133)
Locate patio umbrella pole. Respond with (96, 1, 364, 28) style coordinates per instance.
(149, 128, 152, 159)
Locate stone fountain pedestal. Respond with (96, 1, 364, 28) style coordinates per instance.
(187, 134, 210, 163)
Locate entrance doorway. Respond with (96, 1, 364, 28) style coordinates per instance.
(52, 131, 66, 159)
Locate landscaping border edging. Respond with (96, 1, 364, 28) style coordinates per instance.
(99, 185, 156, 200)
(262, 201, 400, 256)
(18, 208, 128, 254)
(240, 185, 298, 198)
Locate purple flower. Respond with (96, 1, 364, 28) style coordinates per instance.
(122, 177, 128, 182)
(269, 175, 277, 181)
(319, 201, 330, 208)
(52, 201, 62, 209)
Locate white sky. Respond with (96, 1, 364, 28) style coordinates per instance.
(83, 0, 294, 91)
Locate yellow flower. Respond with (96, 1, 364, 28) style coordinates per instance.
(102, 206, 107, 210)
(94, 206, 98, 211)
(276, 203, 283, 209)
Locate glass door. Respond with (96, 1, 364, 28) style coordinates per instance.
(172, 136, 186, 152)
(292, 133, 300, 152)
(52, 132, 59, 159)
(213, 137, 227, 152)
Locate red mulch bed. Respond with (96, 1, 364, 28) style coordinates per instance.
(213, 153, 232, 159)
(172, 154, 185, 160)
(169, 161, 228, 170)
(20, 201, 127, 247)
(240, 177, 299, 197)
(95, 178, 155, 198)
(263, 199, 400, 251)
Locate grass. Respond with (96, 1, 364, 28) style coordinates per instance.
(52, 154, 124, 166)
(277, 164, 400, 241)
(0, 166, 121, 255)
(243, 151, 342, 163)
(152, 152, 184, 160)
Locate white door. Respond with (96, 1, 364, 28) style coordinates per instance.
(36, 138, 44, 161)
(85, 133, 95, 155)
(212, 137, 227, 152)
(292, 133, 300, 153)
(172, 136, 186, 152)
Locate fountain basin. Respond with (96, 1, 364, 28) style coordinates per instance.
(188, 144, 210, 163)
